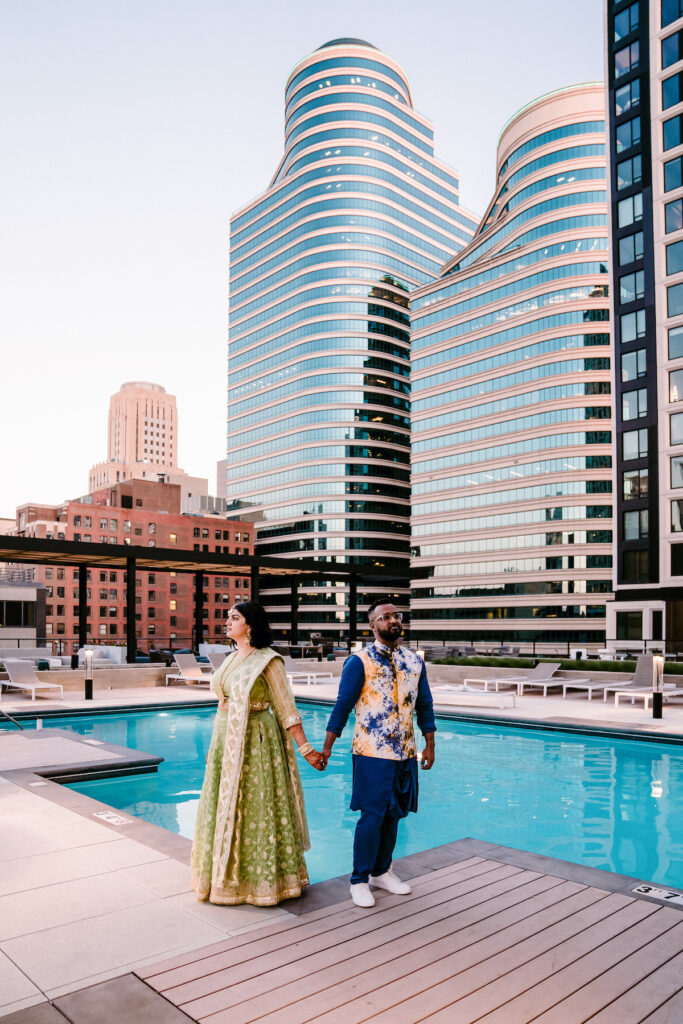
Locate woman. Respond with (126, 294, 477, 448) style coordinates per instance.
(191, 601, 324, 906)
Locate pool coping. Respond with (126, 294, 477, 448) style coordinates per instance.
(4, 695, 683, 746)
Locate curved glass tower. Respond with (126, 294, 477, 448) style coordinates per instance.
(226, 39, 477, 638)
(410, 84, 614, 652)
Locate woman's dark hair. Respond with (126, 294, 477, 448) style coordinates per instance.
(234, 600, 273, 649)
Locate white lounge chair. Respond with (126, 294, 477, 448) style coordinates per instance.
(563, 654, 654, 701)
(287, 671, 334, 686)
(432, 684, 516, 710)
(208, 650, 230, 672)
(464, 662, 572, 696)
(613, 685, 682, 709)
(3, 660, 64, 701)
(165, 653, 212, 686)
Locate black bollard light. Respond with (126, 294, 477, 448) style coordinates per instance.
(652, 655, 664, 720)
(84, 649, 94, 701)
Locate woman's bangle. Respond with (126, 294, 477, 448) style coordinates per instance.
(297, 741, 313, 757)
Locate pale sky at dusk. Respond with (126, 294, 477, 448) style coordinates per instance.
(0, 0, 603, 516)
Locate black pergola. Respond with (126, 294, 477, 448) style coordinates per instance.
(0, 535, 423, 662)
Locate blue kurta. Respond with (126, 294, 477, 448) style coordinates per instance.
(327, 643, 436, 816)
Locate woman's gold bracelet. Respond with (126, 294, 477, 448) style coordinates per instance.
(297, 741, 314, 757)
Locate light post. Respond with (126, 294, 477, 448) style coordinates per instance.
(84, 649, 94, 701)
(652, 655, 664, 720)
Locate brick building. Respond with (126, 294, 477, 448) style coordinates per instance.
(14, 480, 253, 650)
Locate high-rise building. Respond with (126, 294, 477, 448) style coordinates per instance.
(226, 38, 478, 638)
(410, 84, 614, 651)
(606, 0, 683, 651)
(88, 382, 208, 501)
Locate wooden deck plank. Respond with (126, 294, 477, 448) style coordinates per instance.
(473, 899, 662, 1023)
(531, 920, 683, 1023)
(586, 951, 683, 1022)
(342, 890, 627, 1024)
(188, 871, 561, 1023)
(424, 897, 663, 1023)
(639, 989, 683, 1023)
(150, 859, 502, 997)
(136, 855, 486, 982)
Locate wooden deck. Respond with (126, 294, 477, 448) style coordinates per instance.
(137, 853, 683, 1023)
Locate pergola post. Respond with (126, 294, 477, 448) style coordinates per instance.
(290, 579, 299, 645)
(194, 570, 205, 651)
(349, 573, 358, 648)
(77, 564, 88, 652)
(250, 563, 259, 601)
(126, 557, 136, 664)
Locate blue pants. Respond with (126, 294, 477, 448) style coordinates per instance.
(350, 808, 401, 884)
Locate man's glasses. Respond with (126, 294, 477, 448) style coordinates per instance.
(372, 612, 403, 623)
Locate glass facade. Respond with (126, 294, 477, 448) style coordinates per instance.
(226, 40, 477, 637)
(410, 85, 613, 647)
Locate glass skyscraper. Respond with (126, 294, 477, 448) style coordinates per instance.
(226, 38, 477, 639)
(410, 84, 614, 652)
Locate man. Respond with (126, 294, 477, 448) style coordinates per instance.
(321, 598, 436, 908)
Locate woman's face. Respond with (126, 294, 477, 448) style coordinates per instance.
(225, 607, 249, 643)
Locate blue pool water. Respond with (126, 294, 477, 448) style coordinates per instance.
(10, 705, 683, 888)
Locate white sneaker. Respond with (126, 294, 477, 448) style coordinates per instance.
(369, 867, 412, 895)
(350, 882, 375, 907)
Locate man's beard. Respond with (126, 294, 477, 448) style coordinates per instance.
(376, 623, 402, 645)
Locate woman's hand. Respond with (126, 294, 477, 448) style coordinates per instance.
(303, 748, 326, 771)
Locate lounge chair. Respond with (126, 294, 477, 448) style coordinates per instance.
(464, 662, 561, 694)
(207, 650, 230, 672)
(613, 685, 683, 709)
(563, 654, 654, 702)
(287, 670, 334, 686)
(165, 653, 212, 686)
(432, 684, 516, 710)
(3, 660, 64, 701)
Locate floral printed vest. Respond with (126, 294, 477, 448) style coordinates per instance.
(352, 642, 423, 760)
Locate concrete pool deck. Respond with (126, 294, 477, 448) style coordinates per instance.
(1, 675, 683, 1020)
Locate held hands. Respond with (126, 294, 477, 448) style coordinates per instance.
(419, 735, 436, 770)
(303, 748, 326, 771)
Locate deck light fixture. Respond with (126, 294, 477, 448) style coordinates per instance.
(652, 655, 664, 719)
(84, 649, 94, 701)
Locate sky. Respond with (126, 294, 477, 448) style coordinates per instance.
(0, 0, 604, 516)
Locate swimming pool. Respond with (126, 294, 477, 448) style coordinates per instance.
(9, 704, 683, 888)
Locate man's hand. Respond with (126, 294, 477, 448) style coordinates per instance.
(419, 733, 435, 770)
(320, 730, 337, 769)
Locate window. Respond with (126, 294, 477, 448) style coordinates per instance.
(135, 498, 142, 507)
(668, 241, 683, 278)
(671, 324, 683, 358)
(672, 455, 683, 485)
(108, 606, 117, 617)
(170, 616, 177, 627)
(673, 499, 683, 530)
(672, 544, 683, 574)
(616, 116, 641, 154)
(617, 154, 642, 189)
(623, 427, 648, 459)
(615, 1, 639, 39)
(109, 589, 117, 599)
(193, 527, 200, 538)
(223, 530, 229, 540)
(73, 515, 81, 527)
(45, 568, 53, 579)
(623, 550, 649, 583)
(663, 0, 683, 29)
(73, 533, 81, 542)
(620, 269, 644, 303)
(201, 528, 209, 539)
(169, 533, 177, 544)
(109, 519, 117, 531)
(99, 518, 108, 530)
(622, 388, 647, 419)
(148, 522, 156, 534)
(215, 530, 221, 540)
(623, 468, 648, 498)
(663, 29, 682, 67)
(99, 624, 107, 636)
(170, 582, 177, 593)
(668, 281, 683, 315)
(666, 157, 683, 196)
(664, 114, 683, 150)
(618, 192, 643, 226)
(243, 532, 250, 541)
(620, 308, 646, 342)
(618, 231, 644, 266)
(666, 198, 683, 232)
(148, 608, 156, 619)
(622, 349, 646, 381)
(169, 600, 177, 611)
(84, 516, 92, 528)
(671, 367, 683, 402)
(56, 587, 65, 598)
(672, 411, 683, 442)
(616, 610, 643, 640)
(663, 71, 683, 109)
(134, 527, 142, 536)
(624, 509, 649, 539)
(148, 624, 156, 635)
(615, 78, 640, 115)
(123, 520, 131, 532)
(615, 41, 639, 78)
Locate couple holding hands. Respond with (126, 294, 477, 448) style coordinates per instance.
(191, 597, 435, 909)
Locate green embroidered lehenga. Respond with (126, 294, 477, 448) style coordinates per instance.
(191, 648, 311, 906)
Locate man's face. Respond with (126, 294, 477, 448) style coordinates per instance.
(369, 603, 403, 644)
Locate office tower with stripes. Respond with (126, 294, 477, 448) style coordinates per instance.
(410, 85, 614, 651)
(226, 38, 477, 638)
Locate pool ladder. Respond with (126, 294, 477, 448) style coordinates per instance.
(0, 707, 23, 730)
